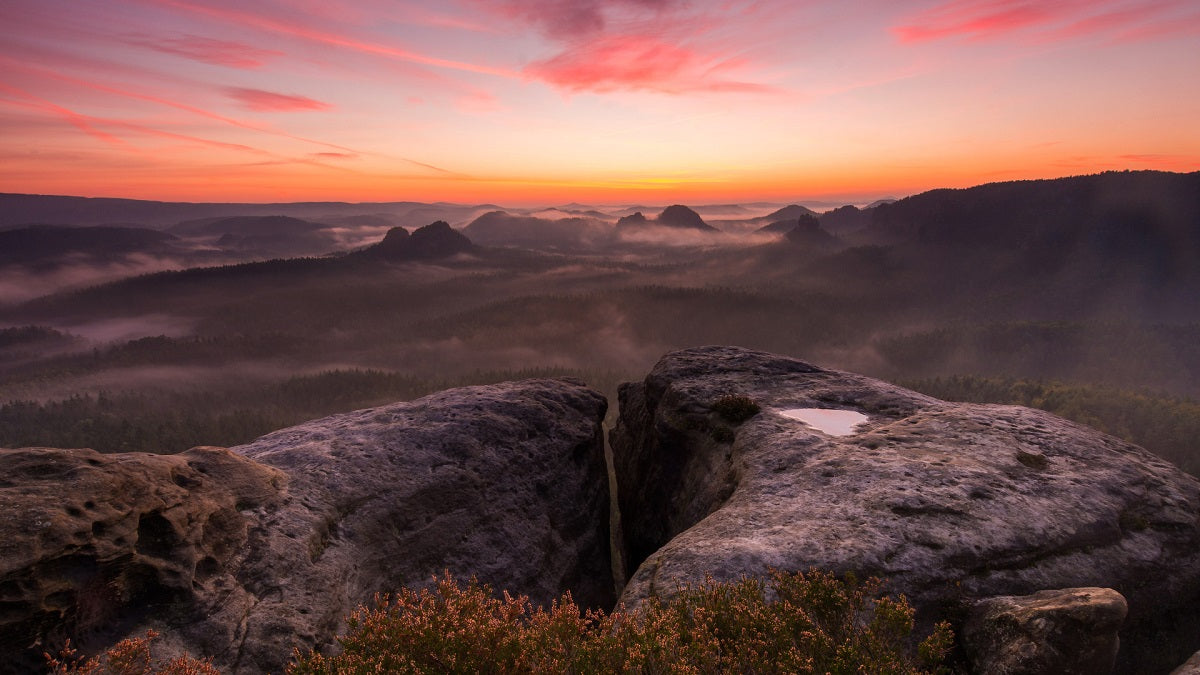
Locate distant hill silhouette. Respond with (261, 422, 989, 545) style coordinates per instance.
(356, 222, 473, 261)
(615, 206, 716, 232)
(818, 205, 872, 234)
(170, 215, 327, 238)
(615, 212, 648, 227)
(752, 204, 819, 225)
(168, 215, 340, 257)
(656, 205, 716, 231)
(755, 219, 801, 234)
(0, 225, 180, 266)
(0, 193, 489, 229)
(784, 217, 839, 250)
(462, 211, 609, 250)
(850, 170, 1200, 319)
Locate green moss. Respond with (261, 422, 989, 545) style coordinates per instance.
(712, 394, 761, 424)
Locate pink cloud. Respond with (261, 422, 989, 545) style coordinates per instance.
(0, 82, 129, 148)
(480, 0, 682, 38)
(893, 0, 1196, 44)
(526, 34, 773, 94)
(893, 0, 1073, 43)
(125, 33, 283, 68)
(226, 87, 331, 112)
(0, 56, 361, 154)
(143, 0, 516, 78)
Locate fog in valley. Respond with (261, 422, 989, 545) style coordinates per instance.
(3, 170, 1199, 473)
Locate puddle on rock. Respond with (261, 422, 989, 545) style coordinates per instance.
(779, 408, 869, 436)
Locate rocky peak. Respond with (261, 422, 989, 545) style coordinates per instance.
(784, 214, 837, 248)
(357, 220, 472, 260)
(615, 211, 648, 227)
(656, 205, 714, 231)
(403, 220, 472, 258)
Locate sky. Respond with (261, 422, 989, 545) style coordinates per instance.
(1, 0, 1198, 206)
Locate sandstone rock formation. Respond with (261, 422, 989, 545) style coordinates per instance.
(1, 378, 611, 673)
(356, 220, 473, 260)
(963, 587, 1127, 675)
(655, 205, 715, 231)
(611, 346, 1200, 672)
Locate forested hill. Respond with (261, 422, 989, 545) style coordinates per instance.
(868, 170, 1200, 252)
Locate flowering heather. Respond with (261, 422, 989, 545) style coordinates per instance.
(290, 569, 953, 674)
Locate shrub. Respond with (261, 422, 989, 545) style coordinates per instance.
(290, 570, 952, 674)
(711, 395, 761, 424)
(45, 630, 218, 675)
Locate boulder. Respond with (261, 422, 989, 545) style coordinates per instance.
(1, 378, 611, 673)
(0, 446, 284, 673)
(611, 346, 1200, 672)
(963, 587, 1126, 675)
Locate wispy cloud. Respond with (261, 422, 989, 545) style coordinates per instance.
(0, 57, 358, 154)
(124, 33, 282, 68)
(226, 87, 331, 112)
(143, 0, 516, 78)
(0, 82, 130, 149)
(893, 0, 1198, 44)
(527, 34, 774, 94)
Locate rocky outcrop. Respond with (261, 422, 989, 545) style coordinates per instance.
(963, 587, 1127, 675)
(784, 214, 838, 250)
(356, 221, 472, 260)
(655, 205, 715, 231)
(1, 378, 611, 673)
(615, 212, 648, 228)
(611, 346, 1200, 672)
(0, 446, 284, 673)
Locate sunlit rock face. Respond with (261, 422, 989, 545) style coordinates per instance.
(611, 345, 1200, 673)
(0, 378, 611, 674)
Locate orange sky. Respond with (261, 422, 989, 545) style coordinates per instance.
(1, 0, 1198, 206)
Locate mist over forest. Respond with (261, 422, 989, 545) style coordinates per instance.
(2, 170, 1199, 473)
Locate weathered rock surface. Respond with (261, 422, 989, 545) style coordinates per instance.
(611, 346, 1200, 673)
(963, 587, 1127, 675)
(1, 378, 611, 673)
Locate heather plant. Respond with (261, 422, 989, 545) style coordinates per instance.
(45, 630, 218, 675)
(290, 569, 953, 674)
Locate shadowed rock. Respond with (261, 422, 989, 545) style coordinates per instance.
(611, 346, 1200, 673)
(963, 587, 1127, 675)
(1, 378, 611, 673)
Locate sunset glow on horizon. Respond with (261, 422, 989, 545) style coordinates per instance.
(1, 0, 1198, 206)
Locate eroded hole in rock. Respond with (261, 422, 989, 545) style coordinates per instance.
(194, 556, 220, 582)
(136, 512, 180, 559)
